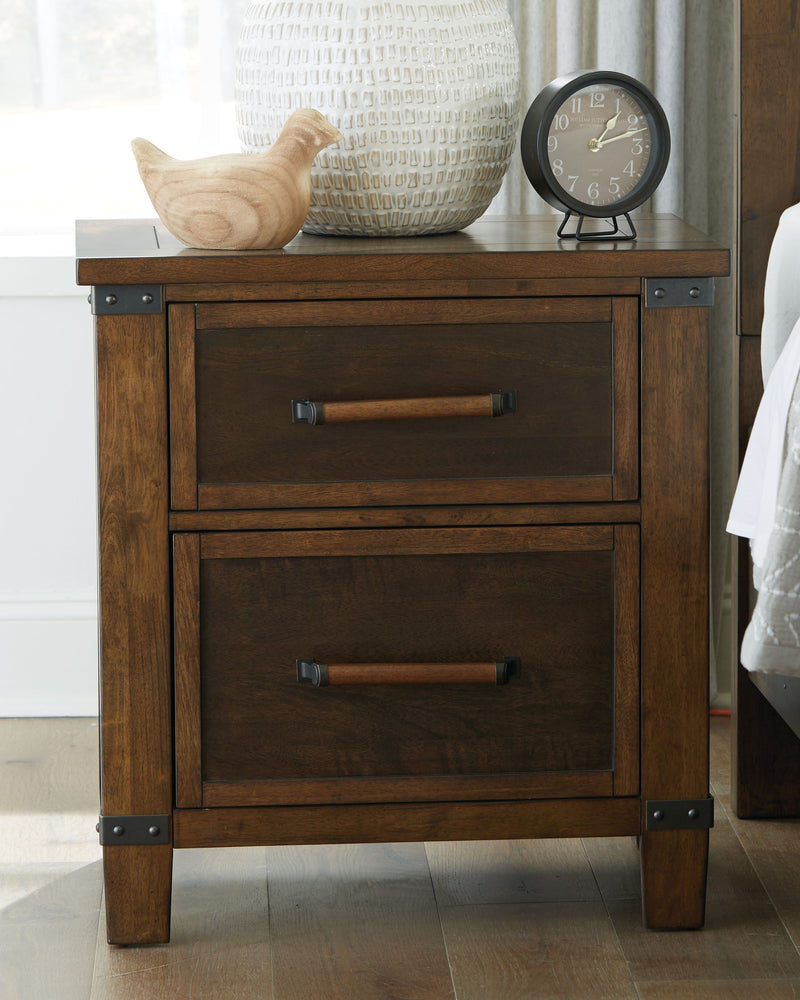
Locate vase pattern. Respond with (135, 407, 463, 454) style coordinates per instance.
(236, 1, 521, 236)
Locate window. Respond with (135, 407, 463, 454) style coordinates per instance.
(0, 0, 249, 232)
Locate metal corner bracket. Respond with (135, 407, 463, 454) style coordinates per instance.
(646, 798, 714, 831)
(645, 277, 715, 308)
(90, 285, 163, 315)
(97, 814, 170, 845)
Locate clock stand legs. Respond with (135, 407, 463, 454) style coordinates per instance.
(557, 210, 636, 241)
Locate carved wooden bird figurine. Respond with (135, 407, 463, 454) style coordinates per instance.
(131, 109, 341, 250)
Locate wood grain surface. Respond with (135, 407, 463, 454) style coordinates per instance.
(639, 298, 710, 929)
(95, 312, 173, 944)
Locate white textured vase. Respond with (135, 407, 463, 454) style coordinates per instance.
(235, 1, 521, 236)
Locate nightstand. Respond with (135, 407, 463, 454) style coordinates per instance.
(76, 214, 729, 944)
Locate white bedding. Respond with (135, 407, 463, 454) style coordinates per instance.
(728, 203, 800, 675)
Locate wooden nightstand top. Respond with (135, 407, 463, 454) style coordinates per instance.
(75, 214, 729, 287)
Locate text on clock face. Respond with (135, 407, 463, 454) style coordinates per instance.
(546, 85, 653, 207)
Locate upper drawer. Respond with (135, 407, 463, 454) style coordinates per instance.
(169, 297, 638, 510)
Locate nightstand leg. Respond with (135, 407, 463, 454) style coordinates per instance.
(96, 312, 174, 946)
(640, 829, 709, 929)
(640, 302, 711, 931)
(103, 845, 173, 945)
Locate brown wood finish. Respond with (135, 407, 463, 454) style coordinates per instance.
(299, 393, 504, 424)
(183, 296, 631, 509)
(198, 524, 614, 559)
(167, 304, 198, 510)
(639, 301, 710, 928)
(76, 215, 729, 287)
(77, 215, 727, 942)
(734, 2, 800, 820)
(313, 660, 506, 685)
(612, 296, 640, 501)
(200, 771, 613, 809)
(173, 796, 642, 849)
(169, 500, 643, 532)
(194, 295, 612, 328)
(166, 275, 643, 302)
(173, 533, 202, 809)
(197, 476, 614, 510)
(179, 525, 627, 804)
(613, 523, 641, 798)
(94, 312, 173, 944)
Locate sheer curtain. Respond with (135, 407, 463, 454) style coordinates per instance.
(496, 0, 737, 704)
(498, 0, 735, 232)
(1, 0, 737, 701)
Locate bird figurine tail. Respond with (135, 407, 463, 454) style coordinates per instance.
(131, 108, 341, 250)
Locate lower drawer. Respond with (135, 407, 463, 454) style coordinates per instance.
(173, 524, 639, 808)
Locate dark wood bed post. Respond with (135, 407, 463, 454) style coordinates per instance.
(734, 0, 800, 817)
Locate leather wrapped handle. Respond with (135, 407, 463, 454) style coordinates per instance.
(292, 391, 517, 425)
(296, 657, 521, 687)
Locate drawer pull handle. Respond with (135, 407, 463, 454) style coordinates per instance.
(291, 391, 517, 425)
(296, 656, 521, 687)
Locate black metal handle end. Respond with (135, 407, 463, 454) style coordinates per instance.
(495, 656, 522, 684)
(292, 400, 323, 425)
(296, 658, 329, 686)
(490, 390, 518, 416)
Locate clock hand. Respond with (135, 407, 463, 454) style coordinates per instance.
(590, 111, 622, 151)
(595, 127, 647, 148)
(597, 111, 621, 141)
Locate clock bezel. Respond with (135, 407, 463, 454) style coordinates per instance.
(520, 69, 671, 219)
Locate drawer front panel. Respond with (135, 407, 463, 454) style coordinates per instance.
(173, 525, 640, 808)
(169, 298, 638, 509)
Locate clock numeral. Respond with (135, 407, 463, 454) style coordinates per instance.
(587, 181, 600, 201)
(567, 175, 579, 193)
(590, 91, 606, 108)
(627, 113, 640, 127)
(553, 113, 570, 131)
(571, 96, 582, 113)
(623, 160, 636, 177)
(609, 177, 621, 196)
(632, 138, 644, 155)
(547, 136, 558, 152)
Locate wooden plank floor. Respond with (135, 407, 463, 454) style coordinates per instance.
(1, 716, 800, 999)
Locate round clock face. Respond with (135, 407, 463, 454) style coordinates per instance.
(521, 71, 670, 218)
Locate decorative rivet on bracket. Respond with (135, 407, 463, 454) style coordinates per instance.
(646, 798, 714, 830)
(90, 285, 163, 316)
(645, 277, 715, 308)
(98, 814, 170, 845)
